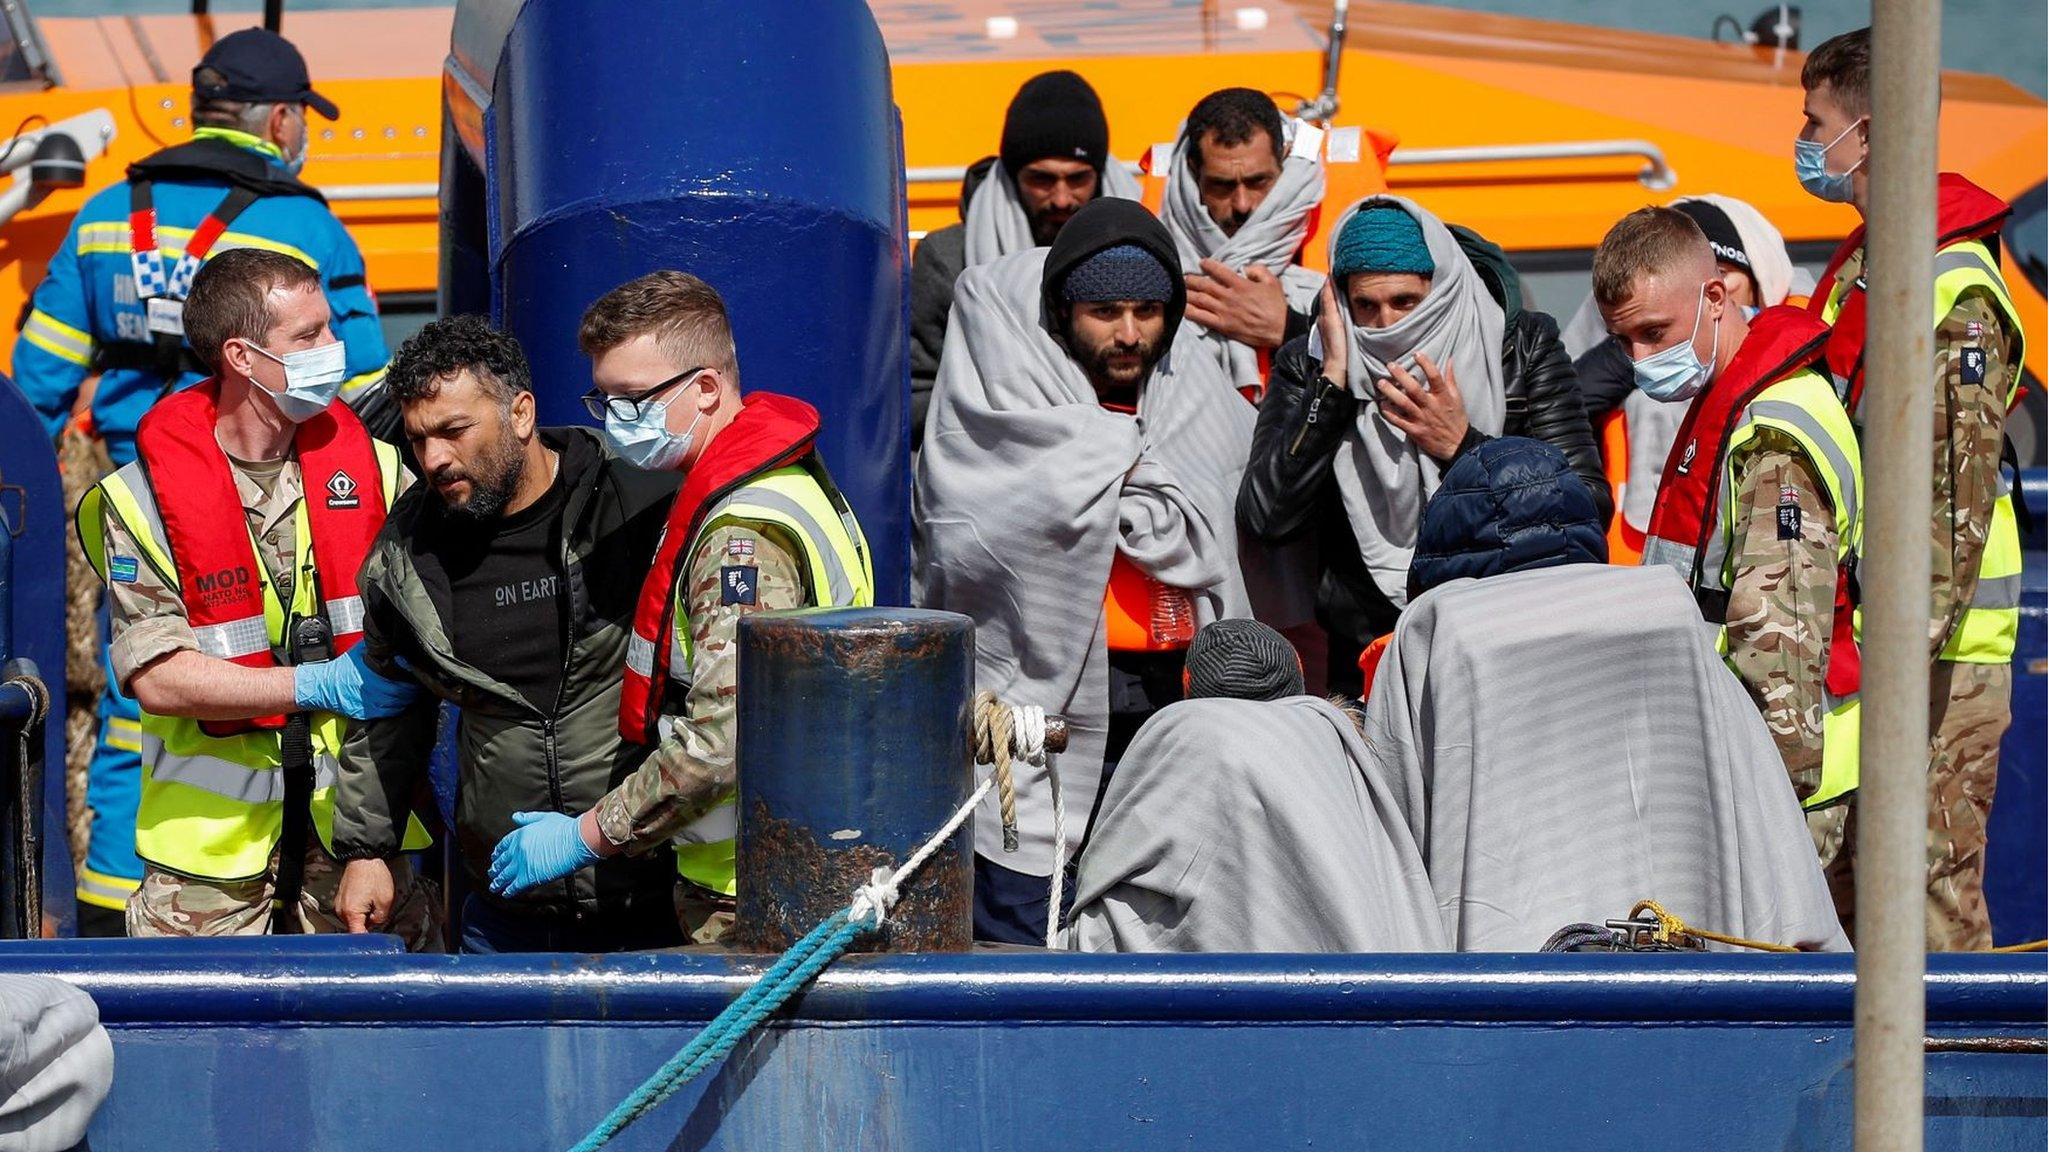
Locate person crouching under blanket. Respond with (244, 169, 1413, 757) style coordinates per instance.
(915, 198, 1252, 945)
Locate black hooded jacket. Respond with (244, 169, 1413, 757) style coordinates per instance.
(1038, 197, 1188, 343)
(1236, 224, 1607, 682)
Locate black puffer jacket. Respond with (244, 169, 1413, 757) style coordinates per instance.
(1408, 436, 1607, 598)
(1237, 226, 1608, 668)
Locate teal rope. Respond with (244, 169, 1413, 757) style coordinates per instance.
(567, 906, 878, 1152)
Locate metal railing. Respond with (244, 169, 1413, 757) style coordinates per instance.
(0, 503, 46, 940)
(904, 161, 1145, 187)
(905, 140, 1677, 192)
(1386, 140, 1678, 190)
(321, 182, 440, 203)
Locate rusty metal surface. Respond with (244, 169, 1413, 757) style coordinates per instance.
(735, 608, 975, 954)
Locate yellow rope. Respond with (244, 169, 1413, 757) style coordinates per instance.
(1989, 938, 2048, 953)
(971, 691, 1020, 852)
(1628, 900, 1802, 953)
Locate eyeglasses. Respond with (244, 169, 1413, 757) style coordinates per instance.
(581, 366, 708, 422)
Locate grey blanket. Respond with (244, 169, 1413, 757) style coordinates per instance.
(1317, 196, 1507, 606)
(1161, 126, 1326, 392)
(1066, 696, 1446, 953)
(0, 976, 112, 1151)
(914, 246, 1252, 874)
(1363, 564, 1849, 951)
(963, 157, 1143, 267)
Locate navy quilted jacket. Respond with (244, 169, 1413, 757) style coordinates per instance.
(1409, 436, 1608, 598)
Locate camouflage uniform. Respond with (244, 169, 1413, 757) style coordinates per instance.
(1723, 433, 1839, 798)
(128, 839, 441, 948)
(1824, 248, 2019, 951)
(1923, 285, 2018, 951)
(593, 521, 807, 943)
(99, 453, 442, 949)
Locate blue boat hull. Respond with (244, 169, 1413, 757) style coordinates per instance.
(3, 940, 2041, 1151)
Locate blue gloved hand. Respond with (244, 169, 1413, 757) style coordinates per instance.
(292, 646, 421, 720)
(489, 811, 603, 897)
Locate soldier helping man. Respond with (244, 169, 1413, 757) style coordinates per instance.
(74, 247, 437, 943)
(334, 277, 872, 951)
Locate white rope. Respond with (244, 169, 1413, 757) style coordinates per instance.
(1005, 705, 1068, 949)
(847, 774, 997, 929)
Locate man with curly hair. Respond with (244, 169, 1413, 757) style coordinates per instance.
(329, 314, 684, 953)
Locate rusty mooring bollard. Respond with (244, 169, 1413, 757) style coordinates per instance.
(732, 607, 975, 953)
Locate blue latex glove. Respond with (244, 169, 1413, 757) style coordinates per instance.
(292, 646, 421, 720)
(489, 811, 602, 896)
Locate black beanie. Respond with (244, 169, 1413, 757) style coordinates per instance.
(1182, 620, 1305, 703)
(1673, 199, 1753, 276)
(1000, 70, 1109, 180)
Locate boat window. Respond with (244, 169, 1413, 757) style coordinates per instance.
(2009, 180, 2047, 300)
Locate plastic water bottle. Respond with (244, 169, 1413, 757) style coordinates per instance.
(1148, 578, 1195, 647)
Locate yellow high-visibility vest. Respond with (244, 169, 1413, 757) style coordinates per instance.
(1819, 237, 2027, 665)
(77, 445, 431, 881)
(1702, 368, 1865, 811)
(665, 463, 874, 896)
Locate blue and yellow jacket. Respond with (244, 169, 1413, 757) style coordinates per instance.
(11, 129, 390, 465)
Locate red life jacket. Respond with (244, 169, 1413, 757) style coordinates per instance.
(133, 379, 386, 734)
(1809, 172, 2012, 411)
(619, 392, 822, 744)
(1645, 305, 1862, 698)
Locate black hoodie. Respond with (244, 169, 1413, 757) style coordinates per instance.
(1039, 198, 1188, 351)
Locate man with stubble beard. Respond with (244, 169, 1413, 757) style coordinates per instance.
(328, 314, 683, 953)
(915, 199, 1251, 943)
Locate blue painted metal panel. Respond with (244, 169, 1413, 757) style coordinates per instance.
(1987, 547, 2048, 945)
(0, 944, 2039, 1151)
(479, 0, 910, 602)
(0, 372, 73, 936)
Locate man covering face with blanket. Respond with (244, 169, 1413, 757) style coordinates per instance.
(1164, 87, 1328, 390)
(915, 198, 1252, 945)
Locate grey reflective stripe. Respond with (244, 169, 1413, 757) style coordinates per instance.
(1743, 399, 1860, 533)
(105, 464, 176, 585)
(705, 488, 856, 605)
(326, 595, 364, 636)
(1971, 574, 2022, 611)
(673, 794, 738, 845)
(142, 732, 338, 803)
(667, 622, 690, 684)
(1641, 535, 1698, 579)
(1934, 245, 2001, 282)
(1699, 518, 1732, 591)
(75, 870, 135, 903)
(193, 615, 269, 659)
(625, 633, 656, 678)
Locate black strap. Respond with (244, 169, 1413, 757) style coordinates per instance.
(327, 273, 365, 290)
(132, 180, 266, 387)
(270, 711, 315, 935)
(2004, 435, 2034, 547)
(94, 341, 208, 377)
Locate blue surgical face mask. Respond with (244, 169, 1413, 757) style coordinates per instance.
(603, 396, 705, 471)
(1630, 283, 1721, 403)
(248, 338, 347, 423)
(1795, 118, 1865, 204)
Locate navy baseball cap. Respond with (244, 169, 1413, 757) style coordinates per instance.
(193, 29, 339, 120)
